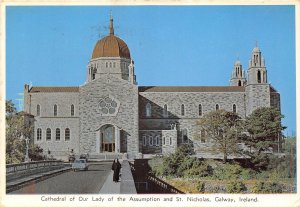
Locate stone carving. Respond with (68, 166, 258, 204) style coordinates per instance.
(98, 95, 120, 116)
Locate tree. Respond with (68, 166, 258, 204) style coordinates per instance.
(6, 100, 43, 164)
(6, 100, 26, 164)
(243, 107, 286, 170)
(197, 109, 243, 163)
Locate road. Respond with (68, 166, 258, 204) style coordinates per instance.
(9, 162, 112, 194)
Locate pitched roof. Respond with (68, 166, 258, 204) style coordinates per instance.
(29, 87, 79, 93)
(138, 86, 245, 93)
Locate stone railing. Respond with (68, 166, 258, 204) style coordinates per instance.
(6, 160, 68, 181)
(120, 160, 137, 194)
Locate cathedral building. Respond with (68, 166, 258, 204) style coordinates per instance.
(23, 16, 281, 160)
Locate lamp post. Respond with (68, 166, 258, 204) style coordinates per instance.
(24, 137, 30, 162)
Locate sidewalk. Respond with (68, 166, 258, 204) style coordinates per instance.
(6, 166, 71, 193)
(98, 170, 121, 194)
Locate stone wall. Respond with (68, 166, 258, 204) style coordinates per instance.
(79, 74, 139, 158)
(25, 91, 80, 159)
(245, 84, 271, 116)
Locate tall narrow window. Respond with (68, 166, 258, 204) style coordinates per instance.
(106, 62, 108, 68)
(37, 128, 42, 141)
(163, 104, 168, 118)
(113, 62, 116, 68)
(65, 128, 70, 141)
(257, 70, 261, 83)
(238, 80, 242, 86)
(181, 104, 185, 116)
(169, 137, 172, 145)
(46, 128, 51, 141)
(56, 128, 60, 141)
(37, 105, 40, 116)
(149, 136, 153, 146)
(154, 136, 157, 146)
(182, 129, 188, 143)
(201, 130, 206, 143)
(146, 103, 151, 117)
(109, 62, 112, 68)
(71, 104, 75, 116)
(163, 137, 165, 145)
(143, 135, 147, 146)
(54, 105, 57, 116)
(156, 136, 160, 146)
(233, 104, 237, 113)
(216, 104, 219, 110)
(199, 104, 202, 116)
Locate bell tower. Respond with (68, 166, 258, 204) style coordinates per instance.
(247, 44, 267, 84)
(245, 44, 271, 116)
(230, 59, 247, 86)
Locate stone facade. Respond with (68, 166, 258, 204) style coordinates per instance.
(23, 18, 281, 160)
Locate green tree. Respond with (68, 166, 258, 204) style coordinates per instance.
(197, 109, 242, 163)
(243, 107, 286, 170)
(6, 100, 43, 163)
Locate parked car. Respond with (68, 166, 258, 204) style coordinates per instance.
(72, 159, 88, 171)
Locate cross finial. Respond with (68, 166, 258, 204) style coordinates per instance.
(109, 11, 114, 35)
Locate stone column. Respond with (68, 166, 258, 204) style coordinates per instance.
(115, 127, 120, 153)
(96, 130, 101, 153)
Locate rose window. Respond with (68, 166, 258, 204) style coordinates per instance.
(98, 96, 120, 116)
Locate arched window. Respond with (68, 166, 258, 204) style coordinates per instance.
(56, 128, 60, 141)
(169, 137, 172, 145)
(163, 104, 168, 118)
(54, 105, 57, 116)
(143, 135, 147, 146)
(156, 136, 160, 146)
(109, 62, 112, 68)
(106, 62, 108, 68)
(46, 128, 51, 141)
(199, 104, 202, 116)
(65, 128, 70, 141)
(149, 136, 153, 146)
(37, 128, 42, 141)
(238, 80, 242, 86)
(257, 70, 261, 83)
(37, 104, 40, 116)
(181, 104, 185, 116)
(233, 104, 237, 113)
(154, 136, 157, 146)
(201, 129, 205, 143)
(182, 129, 188, 143)
(71, 104, 75, 116)
(146, 103, 151, 117)
(216, 104, 219, 110)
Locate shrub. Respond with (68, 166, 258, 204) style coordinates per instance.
(251, 181, 282, 193)
(226, 181, 246, 193)
(213, 163, 243, 180)
(197, 181, 205, 193)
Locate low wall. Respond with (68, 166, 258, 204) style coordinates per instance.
(120, 160, 137, 194)
(6, 160, 67, 181)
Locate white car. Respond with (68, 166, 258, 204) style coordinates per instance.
(72, 159, 88, 171)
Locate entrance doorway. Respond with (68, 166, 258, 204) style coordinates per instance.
(101, 125, 115, 153)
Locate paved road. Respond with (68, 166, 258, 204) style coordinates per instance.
(9, 162, 112, 194)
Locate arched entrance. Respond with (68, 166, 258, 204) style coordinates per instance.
(100, 124, 115, 152)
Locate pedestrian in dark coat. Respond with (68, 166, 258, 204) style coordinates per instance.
(114, 159, 121, 182)
(112, 159, 117, 182)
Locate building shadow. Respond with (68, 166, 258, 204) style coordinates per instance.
(129, 159, 184, 194)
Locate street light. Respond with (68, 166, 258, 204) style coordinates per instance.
(24, 137, 30, 162)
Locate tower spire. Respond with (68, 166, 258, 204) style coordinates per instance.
(109, 11, 114, 35)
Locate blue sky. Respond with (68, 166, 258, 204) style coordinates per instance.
(6, 6, 296, 136)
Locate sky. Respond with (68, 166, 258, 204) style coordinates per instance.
(6, 5, 296, 136)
